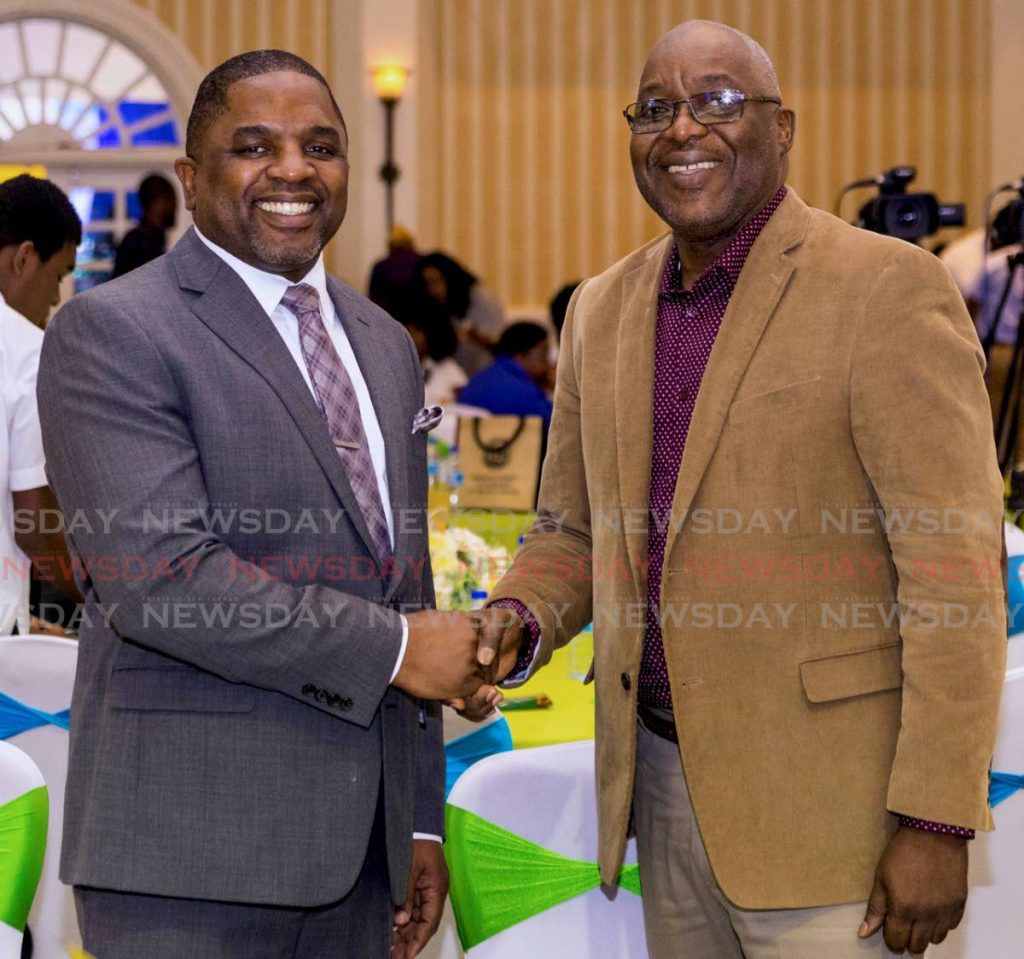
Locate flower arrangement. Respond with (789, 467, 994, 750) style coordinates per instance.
(429, 527, 510, 610)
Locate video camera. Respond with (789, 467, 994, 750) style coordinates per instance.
(855, 167, 965, 242)
(991, 196, 1024, 251)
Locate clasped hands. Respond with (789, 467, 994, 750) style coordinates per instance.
(394, 607, 525, 716)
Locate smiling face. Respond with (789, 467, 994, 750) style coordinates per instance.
(175, 71, 348, 281)
(630, 23, 794, 257)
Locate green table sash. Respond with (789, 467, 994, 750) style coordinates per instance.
(445, 803, 641, 950)
(0, 786, 48, 932)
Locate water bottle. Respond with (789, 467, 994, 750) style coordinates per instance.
(567, 622, 594, 681)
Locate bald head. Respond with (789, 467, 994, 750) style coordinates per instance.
(642, 20, 781, 100)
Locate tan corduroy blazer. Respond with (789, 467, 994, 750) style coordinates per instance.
(490, 189, 1007, 909)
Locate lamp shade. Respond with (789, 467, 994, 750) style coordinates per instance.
(372, 63, 409, 101)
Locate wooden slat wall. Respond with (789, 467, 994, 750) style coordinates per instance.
(418, 0, 991, 311)
(125, 0, 333, 77)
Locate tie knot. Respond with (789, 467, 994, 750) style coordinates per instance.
(281, 283, 321, 318)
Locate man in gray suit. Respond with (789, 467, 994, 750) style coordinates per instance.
(38, 50, 484, 958)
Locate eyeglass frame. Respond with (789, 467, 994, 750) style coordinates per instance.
(622, 90, 782, 134)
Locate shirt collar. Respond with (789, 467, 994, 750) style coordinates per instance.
(660, 186, 787, 296)
(194, 227, 331, 321)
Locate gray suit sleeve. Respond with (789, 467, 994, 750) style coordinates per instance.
(38, 293, 403, 728)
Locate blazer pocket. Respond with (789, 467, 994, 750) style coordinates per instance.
(727, 376, 822, 425)
(799, 642, 903, 704)
(108, 665, 256, 713)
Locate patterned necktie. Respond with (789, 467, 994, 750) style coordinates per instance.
(281, 283, 392, 564)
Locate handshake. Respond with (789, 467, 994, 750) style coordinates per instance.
(393, 607, 527, 710)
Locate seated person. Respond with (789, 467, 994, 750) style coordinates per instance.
(457, 321, 553, 427)
(392, 293, 467, 406)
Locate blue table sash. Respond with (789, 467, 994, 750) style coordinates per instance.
(445, 718, 514, 798)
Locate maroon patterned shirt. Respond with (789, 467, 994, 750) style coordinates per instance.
(638, 188, 786, 708)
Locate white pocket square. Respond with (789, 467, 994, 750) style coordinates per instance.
(412, 405, 444, 434)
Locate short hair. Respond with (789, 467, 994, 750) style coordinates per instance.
(186, 50, 345, 158)
(549, 281, 580, 339)
(495, 321, 549, 358)
(138, 173, 176, 209)
(0, 175, 82, 262)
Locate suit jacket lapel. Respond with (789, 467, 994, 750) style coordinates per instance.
(662, 191, 809, 566)
(168, 230, 380, 562)
(327, 277, 412, 598)
(616, 237, 671, 596)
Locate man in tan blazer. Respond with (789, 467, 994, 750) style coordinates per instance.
(469, 19, 1006, 958)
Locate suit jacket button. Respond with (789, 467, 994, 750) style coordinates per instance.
(302, 684, 316, 697)
(338, 697, 353, 711)
(620, 672, 631, 691)
(316, 688, 329, 703)
(327, 693, 340, 707)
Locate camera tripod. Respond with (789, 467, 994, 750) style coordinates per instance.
(982, 248, 1024, 475)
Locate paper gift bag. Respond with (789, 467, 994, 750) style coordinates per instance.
(456, 415, 543, 511)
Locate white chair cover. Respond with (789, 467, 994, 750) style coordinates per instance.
(0, 740, 46, 959)
(445, 740, 648, 958)
(945, 665, 1024, 956)
(0, 636, 79, 958)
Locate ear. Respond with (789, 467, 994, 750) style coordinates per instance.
(11, 240, 37, 277)
(173, 156, 198, 212)
(776, 107, 795, 157)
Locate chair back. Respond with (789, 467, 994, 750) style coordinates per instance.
(445, 740, 648, 958)
(945, 666, 1024, 956)
(0, 636, 79, 957)
(0, 741, 47, 959)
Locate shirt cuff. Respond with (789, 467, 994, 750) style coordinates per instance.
(895, 814, 975, 840)
(9, 463, 47, 493)
(487, 598, 540, 688)
(389, 614, 409, 684)
(413, 832, 443, 843)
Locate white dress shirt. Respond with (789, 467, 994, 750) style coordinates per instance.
(0, 293, 46, 634)
(194, 230, 410, 680)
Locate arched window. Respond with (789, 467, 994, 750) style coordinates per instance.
(0, 2, 201, 297)
(0, 17, 180, 151)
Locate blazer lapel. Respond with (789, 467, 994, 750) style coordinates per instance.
(662, 191, 809, 566)
(168, 230, 380, 561)
(615, 237, 672, 597)
(327, 277, 412, 598)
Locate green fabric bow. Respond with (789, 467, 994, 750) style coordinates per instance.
(0, 786, 48, 932)
(445, 803, 641, 950)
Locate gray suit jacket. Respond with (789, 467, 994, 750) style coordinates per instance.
(38, 228, 442, 907)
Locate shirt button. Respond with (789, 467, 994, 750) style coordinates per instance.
(620, 672, 632, 691)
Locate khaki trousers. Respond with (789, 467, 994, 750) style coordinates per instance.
(632, 715, 912, 959)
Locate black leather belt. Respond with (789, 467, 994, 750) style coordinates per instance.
(638, 704, 678, 744)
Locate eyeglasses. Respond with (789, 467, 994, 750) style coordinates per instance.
(623, 89, 781, 134)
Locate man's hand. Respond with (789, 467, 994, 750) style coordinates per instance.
(391, 839, 449, 959)
(445, 684, 504, 721)
(396, 611, 485, 700)
(472, 606, 526, 683)
(858, 826, 968, 954)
